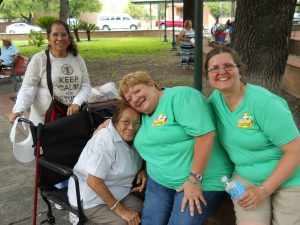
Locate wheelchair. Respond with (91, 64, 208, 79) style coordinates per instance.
(19, 101, 119, 225)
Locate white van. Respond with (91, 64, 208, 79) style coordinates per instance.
(97, 14, 141, 31)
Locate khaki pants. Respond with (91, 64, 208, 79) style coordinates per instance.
(232, 175, 300, 225)
(84, 193, 143, 225)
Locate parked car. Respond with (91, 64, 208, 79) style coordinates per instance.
(155, 18, 183, 29)
(97, 14, 141, 30)
(6, 23, 42, 34)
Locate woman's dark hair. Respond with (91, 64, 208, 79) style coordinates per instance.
(111, 101, 140, 127)
(46, 20, 78, 56)
(204, 46, 246, 83)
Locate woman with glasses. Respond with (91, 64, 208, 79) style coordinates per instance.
(68, 102, 146, 225)
(118, 71, 233, 225)
(9, 20, 91, 125)
(205, 46, 300, 225)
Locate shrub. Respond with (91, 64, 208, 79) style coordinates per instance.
(81, 22, 99, 41)
(36, 16, 59, 30)
(28, 30, 45, 47)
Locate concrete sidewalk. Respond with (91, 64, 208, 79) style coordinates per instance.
(0, 79, 71, 225)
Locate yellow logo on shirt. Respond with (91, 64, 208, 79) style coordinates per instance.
(237, 112, 254, 128)
(152, 114, 168, 126)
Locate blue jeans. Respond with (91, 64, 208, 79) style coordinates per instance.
(142, 176, 225, 225)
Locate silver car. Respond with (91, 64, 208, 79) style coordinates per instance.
(6, 23, 42, 34)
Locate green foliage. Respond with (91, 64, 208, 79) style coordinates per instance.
(81, 22, 99, 31)
(14, 37, 170, 59)
(28, 30, 45, 47)
(69, 0, 102, 18)
(0, 0, 53, 24)
(0, 1, 19, 22)
(124, 2, 146, 19)
(36, 16, 59, 30)
(205, 2, 231, 18)
(68, 20, 85, 31)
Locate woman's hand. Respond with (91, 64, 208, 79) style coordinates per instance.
(237, 186, 268, 210)
(177, 181, 207, 216)
(114, 204, 141, 225)
(8, 112, 23, 123)
(132, 170, 147, 193)
(67, 104, 80, 116)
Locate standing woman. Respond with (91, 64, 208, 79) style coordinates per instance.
(178, 20, 195, 70)
(9, 20, 91, 125)
(118, 71, 233, 225)
(205, 46, 300, 225)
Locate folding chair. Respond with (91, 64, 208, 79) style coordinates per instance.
(19, 102, 118, 225)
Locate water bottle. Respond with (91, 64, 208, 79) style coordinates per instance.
(221, 176, 245, 200)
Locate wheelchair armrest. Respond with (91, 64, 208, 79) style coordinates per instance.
(38, 158, 74, 177)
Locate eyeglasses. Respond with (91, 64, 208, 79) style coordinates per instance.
(207, 64, 240, 74)
(51, 32, 69, 38)
(120, 120, 141, 128)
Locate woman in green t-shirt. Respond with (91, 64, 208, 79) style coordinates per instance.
(205, 46, 300, 225)
(118, 71, 232, 225)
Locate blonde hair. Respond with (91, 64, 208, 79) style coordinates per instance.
(184, 20, 192, 29)
(118, 71, 161, 100)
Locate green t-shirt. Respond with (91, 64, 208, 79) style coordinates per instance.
(209, 84, 300, 187)
(134, 86, 233, 190)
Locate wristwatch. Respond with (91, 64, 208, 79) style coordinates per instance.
(189, 172, 203, 182)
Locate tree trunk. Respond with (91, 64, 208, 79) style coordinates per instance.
(59, 0, 69, 23)
(74, 29, 80, 42)
(87, 30, 91, 41)
(232, 0, 296, 93)
(183, 0, 195, 24)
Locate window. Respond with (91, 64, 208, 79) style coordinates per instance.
(100, 16, 110, 20)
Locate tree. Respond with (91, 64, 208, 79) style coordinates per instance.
(124, 2, 146, 19)
(59, 0, 68, 23)
(205, 2, 231, 19)
(68, 0, 102, 18)
(0, 1, 19, 22)
(232, 0, 296, 92)
(68, 20, 85, 42)
(0, 0, 54, 24)
(82, 22, 99, 41)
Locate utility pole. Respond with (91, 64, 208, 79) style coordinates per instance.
(171, 0, 176, 50)
(164, 0, 168, 42)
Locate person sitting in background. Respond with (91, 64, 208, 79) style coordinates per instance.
(209, 26, 229, 48)
(0, 37, 20, 69)
(211, 17, 221, 36)
(178, 20, 195, 70)
(68, 102, 146, 225)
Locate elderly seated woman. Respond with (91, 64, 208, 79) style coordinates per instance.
(0, 37, 20, 69)
(68, 102, 146, 225)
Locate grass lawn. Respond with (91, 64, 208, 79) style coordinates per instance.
(14, 37, 171, 59)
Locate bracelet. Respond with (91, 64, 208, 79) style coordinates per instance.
(110, 200, 120, 210)
(259, 185, 269, 195)
(187, 179, 202, 186)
